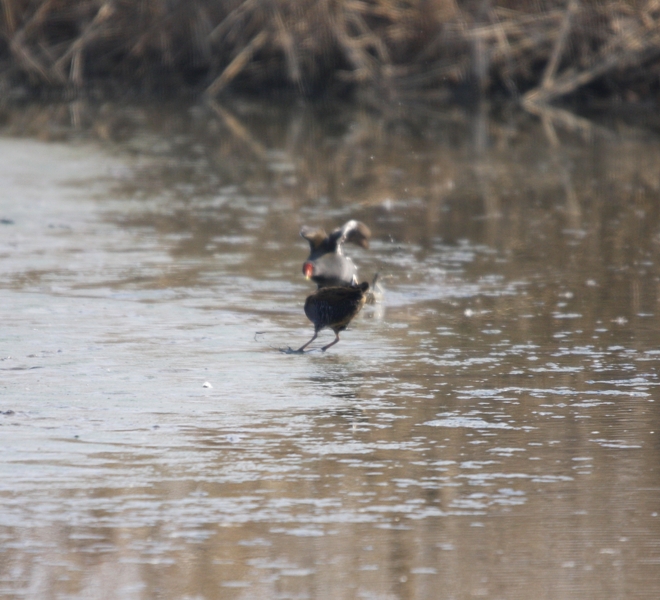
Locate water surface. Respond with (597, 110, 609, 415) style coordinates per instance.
(1, 101, 659, 599)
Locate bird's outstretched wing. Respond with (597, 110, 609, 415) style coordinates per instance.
(300, 226, 328, 252)
(328, 220, 371, 251)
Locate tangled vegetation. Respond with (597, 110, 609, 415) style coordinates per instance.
(1, 0, 660, 105)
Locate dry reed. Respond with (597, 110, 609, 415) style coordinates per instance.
(1, 0, 659, 105)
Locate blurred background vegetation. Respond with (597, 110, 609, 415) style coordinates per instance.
(1, 0, 659, 106)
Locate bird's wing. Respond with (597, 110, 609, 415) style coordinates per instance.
(329, 220, 371, 251)
(300, 226, 328, 251)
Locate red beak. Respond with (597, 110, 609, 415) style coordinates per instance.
(303, 262, 314, 279)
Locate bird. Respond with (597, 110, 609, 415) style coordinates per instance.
(297, 281, 370, 352)
(300, 220, 371, 288)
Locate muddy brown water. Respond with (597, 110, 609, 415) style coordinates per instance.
(1, 101, 660, 599)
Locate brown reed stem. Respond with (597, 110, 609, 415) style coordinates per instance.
(205, 29, 269, 98)
(541, 0, 579, 89)
(53, 2, 115, 84)
(2, 0, 16, 35)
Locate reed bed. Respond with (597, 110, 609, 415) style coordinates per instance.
(1, 0, 660, 104)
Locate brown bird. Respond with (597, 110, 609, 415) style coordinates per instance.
(297, 281, 370, 352)
(301, 220, 371, 288)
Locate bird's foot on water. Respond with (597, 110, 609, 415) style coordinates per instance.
(280, 346, 307, 354)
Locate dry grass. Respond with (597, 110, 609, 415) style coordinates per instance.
(1, 0, 660, 104)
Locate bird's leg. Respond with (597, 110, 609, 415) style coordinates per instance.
(321, 332, 341, 352)
(297, 331, 318, 353)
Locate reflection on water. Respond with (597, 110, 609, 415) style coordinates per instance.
(1, 101, 660, 599)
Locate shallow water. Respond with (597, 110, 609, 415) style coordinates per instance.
(1, 102, 660, 599)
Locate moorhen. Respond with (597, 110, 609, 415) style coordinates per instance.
(297, 281, 370, 352)
(301, 220, 371, 288)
